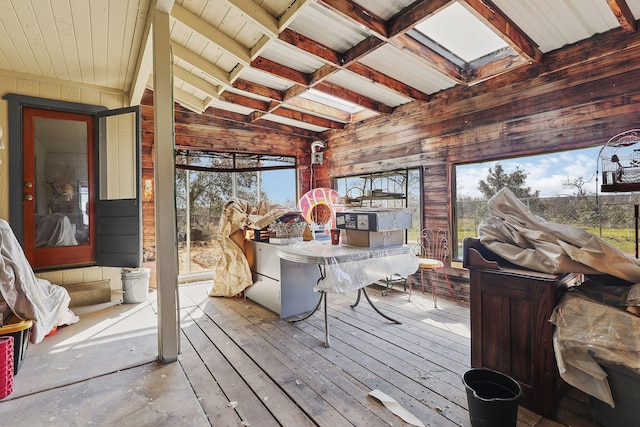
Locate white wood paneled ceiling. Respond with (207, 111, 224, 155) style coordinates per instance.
(1, 0, 639, 133)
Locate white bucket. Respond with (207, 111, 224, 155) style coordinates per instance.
(121, 268, 150, 304)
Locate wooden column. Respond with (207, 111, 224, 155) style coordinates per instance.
(153, 7, 179, 363)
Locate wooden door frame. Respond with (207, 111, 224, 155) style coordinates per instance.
(4, 94, 106, 248)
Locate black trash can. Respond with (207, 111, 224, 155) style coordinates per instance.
(462, 368, 523, 427)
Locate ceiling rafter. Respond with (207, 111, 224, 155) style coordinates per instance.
(315, 81, 393, 114)
(386, 0, 451, 38)
(278, 29, 427, 102)
(460, 0, 542, 62)
(232, 79, 284, 101)
(394, 33, 466, 83)
(171, 41, 230, 89)
(171, 3, 251, 66)
(271, 107, 345, 129)
(173, 65, 221, 98)
(606, 0, 637, 33)
(317, 0, 387, 39)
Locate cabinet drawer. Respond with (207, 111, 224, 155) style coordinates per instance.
(245, 274, 281, 315)
(252, 242, 281, 280)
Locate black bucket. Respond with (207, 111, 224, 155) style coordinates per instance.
(462, 368, 523, 427)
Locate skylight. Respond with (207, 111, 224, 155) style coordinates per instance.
(300, 89, 365, 114)
(414, 2, 508, 63)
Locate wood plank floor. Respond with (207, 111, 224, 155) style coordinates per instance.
(178, 281, 602, 427)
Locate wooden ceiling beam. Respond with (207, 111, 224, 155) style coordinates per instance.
(279, 28, 341, 65)
(315, 81, 393, 114)
(251, 56, 309, 86)
(220, 91, 271, 111)
(607, 0, 637, 33)
(346, 62, 430, 101)
(460, 0, 542, 62)
(308, 64, 339, 86)
(271, 107, 345, 129)
(394, 33, 466, 83)
(171, 41, 231, 88)
(173, 66, 221, 98)
(171, 3, 251, 66)
(387, 0, 451, 38)
(286, 96, 352, 122)
(225, 0, 279, 37)
(317, 0, 387, 38)
(341, 36, 385, 66)
(232, 79, 284, 101)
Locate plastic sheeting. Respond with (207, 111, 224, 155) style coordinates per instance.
(0, 219, 78, 344)
(275, 240, 418, 294)
(550, 292, 640, 407)
(208, 199, 291, 297)
(478, 188, 640, 283)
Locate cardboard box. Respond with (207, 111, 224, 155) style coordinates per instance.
(336, 209, 411, 231)
(345, 229, 403, 248)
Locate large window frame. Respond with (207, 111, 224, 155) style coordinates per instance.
(175, 150, 297, 278)
(453, 146, 639, 261)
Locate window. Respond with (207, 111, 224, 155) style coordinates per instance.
(175, 151, 297, 277)
(454, 146, 640, 261)
(334, 168, 421, 242)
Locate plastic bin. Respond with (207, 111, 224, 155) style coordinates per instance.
(121, 268, 150, 304)
(462, 368, 523, 427)
(0, 315, 32, 375)
(590, 363, 640, 427)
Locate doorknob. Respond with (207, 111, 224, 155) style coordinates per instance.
(24, 181, 33, 188)
(24, 194, 33, 201)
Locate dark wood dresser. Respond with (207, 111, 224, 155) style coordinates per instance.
(463, 238, 580, 419)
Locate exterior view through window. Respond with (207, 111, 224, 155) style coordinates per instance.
(334, 168, 421, 243)
(455, 146, 640, 261)
(175, 151, 297, 278)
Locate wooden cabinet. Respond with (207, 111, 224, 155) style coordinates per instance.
(464, 238, 578, 419)
(245, 241, 320, 318)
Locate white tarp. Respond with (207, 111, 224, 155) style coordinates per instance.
(478, 188, 640, 282)
(0, 219, 78, 344)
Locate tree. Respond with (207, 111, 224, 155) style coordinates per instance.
(477, 163, 540, 200)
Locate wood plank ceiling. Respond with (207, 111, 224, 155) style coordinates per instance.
(1, 0, 639, 133)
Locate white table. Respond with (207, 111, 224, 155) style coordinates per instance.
(275, 241, 418, 346)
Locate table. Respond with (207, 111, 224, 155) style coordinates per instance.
(275, 241, 418, 346)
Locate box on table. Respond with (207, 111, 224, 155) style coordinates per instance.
(335, 209, 411, 232)
(345, 229, 403, 248)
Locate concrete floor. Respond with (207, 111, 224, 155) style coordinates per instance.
(0, 291, 209, 426)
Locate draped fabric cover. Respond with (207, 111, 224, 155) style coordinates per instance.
(208, 199, 291, 297)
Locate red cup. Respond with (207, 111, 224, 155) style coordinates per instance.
(330, 229, 340, 245)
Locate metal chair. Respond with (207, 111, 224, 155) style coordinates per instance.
(408, 228, 454, 307)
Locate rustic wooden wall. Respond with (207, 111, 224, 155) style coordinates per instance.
(316, 27, 640, 301)
(140, 91, 316, 261)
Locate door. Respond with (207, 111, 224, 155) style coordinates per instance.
(22, 108, 96, 269)
(95, 107, 142, 268)
(12, 96, 142, 271)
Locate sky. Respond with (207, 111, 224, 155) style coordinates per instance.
(456, 146, 601, 198)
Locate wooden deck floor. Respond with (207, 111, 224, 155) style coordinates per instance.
(178, 281, 601, 427)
